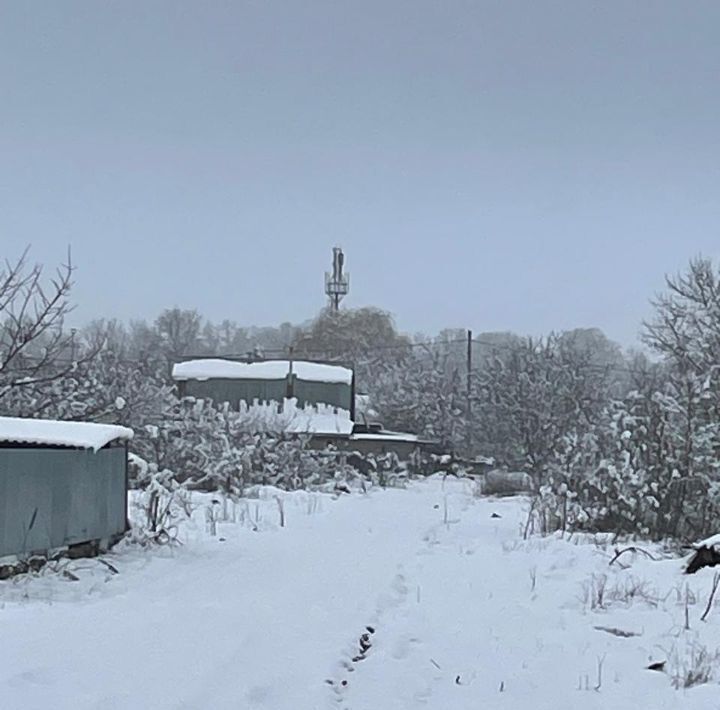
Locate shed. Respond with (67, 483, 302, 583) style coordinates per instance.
(0, 417, 133, 560)
(172, 358, 355, 415)
(305, 424, 440, 459)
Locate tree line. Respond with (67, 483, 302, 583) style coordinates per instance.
(1, 248, 719, 540)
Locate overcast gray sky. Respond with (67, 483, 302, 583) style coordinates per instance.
(1, 1, 719, 345)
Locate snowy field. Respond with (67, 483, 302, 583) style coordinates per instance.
(1, 477, 719, 710)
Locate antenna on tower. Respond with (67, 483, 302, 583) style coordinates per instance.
(324, 246, 350, 311)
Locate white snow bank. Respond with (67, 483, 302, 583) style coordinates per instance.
(0, 416, 133, 452)
(236, 398, 353, 436)
(2, 480, 715, 710)
(172, 358, 353, 384)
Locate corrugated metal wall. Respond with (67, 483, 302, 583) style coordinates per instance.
(293, 379, 352, 411)
(182, 377, 352, 412)
(0, 446, 127, 558)
(182, 378, 287, 407)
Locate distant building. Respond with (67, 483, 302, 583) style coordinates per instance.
(172, 357, 438, 459)
(0, 417, 132, 560)
(172, 358, 354, 415)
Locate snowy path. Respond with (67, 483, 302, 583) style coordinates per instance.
(0, 479, 718, 709)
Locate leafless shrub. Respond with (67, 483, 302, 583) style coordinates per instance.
(594, 654, 606, 691)
(581, 574, 608, 610)
(205, 501, 220, 536)
(670, 642, 720, 689)
(581, 573, 658, 610)
(276, 496, 285, 528)
(608, 576, 659, 607)
(131, 469, 191, 545)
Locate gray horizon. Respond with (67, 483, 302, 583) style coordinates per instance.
(2, 1, 719, 347)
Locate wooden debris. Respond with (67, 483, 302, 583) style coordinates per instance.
(593, 625, 641, 638)
(686, 545, 720, 575)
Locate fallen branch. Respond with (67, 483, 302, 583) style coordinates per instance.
(97, 559, 119, 575)
(609, 546, 658, 567)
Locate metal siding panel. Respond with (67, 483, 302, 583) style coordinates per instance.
(68, 451, 103, 542)
(264, 380, 287, 403)
(105, 448, 128, 536)
(0, 452, 53, 556)
(294, 381, 352, 410)
(50, 464, 72, 547)
(183, 378, 287, 408)
(181, 376, 351, 411)
(0, 447, 127, 558)
(0, 470, 7, 556)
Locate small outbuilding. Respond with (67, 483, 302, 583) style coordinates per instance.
(172, 358, 355, 415)
(172, 358, 440, 461)
(0, 416, 133, 560)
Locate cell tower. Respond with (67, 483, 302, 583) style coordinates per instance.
(324, 246, 350, 311)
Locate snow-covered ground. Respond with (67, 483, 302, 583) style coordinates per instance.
(1, 477, 719, 709)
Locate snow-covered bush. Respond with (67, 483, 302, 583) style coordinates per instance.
(129, 464, 193, 545)
(472, 333, 612, 482)
(530, 380, 720, 540)
(129, 396, 401, 497)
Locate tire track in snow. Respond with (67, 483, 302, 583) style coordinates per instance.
(326, 565, 412, 707)
(326, 485, 470, 708)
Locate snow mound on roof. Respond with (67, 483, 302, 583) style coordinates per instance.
(0, 417, 133, 452)
(693, 533, 720, 551)
(172, 359, 353, 385)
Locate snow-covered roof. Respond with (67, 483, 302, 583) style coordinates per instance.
(0, 417, 133, 452)
(693, 533, 720, 551)
(172, 359, 353, 385)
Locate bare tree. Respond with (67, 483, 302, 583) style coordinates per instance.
(473, 333, 612, 480)
(644, 257, 720, 370)
(154, 308, 203, 373)
(0, 248, 87, 403)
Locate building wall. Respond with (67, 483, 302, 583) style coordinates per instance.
(0, 445, 127, 558)
(180, 378, 287, 407)
(293, 379, 352, 412)
(180, 376, 352, 412)
(306, 435, 422, 460)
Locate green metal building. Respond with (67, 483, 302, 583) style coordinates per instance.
(0, 417, 132, 560)
(172, 358, 355, 416)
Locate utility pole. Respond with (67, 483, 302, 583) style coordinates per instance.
(286, 345, 294, 401)
(466, 329, 473, 456)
